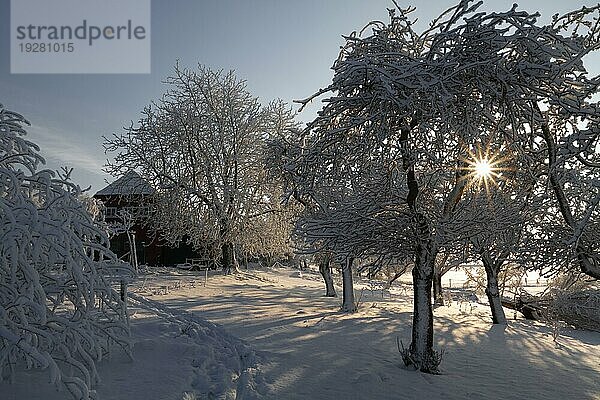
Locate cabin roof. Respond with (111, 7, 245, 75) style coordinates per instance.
(95, 170, 155, 196)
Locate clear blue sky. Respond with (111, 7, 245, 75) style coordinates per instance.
(0, 0, 595, 192)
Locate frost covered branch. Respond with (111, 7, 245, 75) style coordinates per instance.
(1, 104, 134, 399)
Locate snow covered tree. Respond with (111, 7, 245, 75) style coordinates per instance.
(451, 145, 546, 324)
(109, 208, 139, 271)
(486, 5, 600, 281)
(289, 0, 600, 371)
(432, 250, 461, 307)
(289, 2, 521, 371)
(537, 112, 600, 280)
(0, 104, 133, 399)
(105, 64, 298, 272)
(78, 192, 105, 224)
(465, 195, 529, 324)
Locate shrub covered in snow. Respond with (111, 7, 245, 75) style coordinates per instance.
(548, 288, 600, 332)
(0, 105, 133, 399)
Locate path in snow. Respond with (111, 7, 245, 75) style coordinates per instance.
(3, 267, 598, 400)
(146, 267, 600, 400)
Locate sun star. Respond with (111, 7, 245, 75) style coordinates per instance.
(459, 145, 511, 196)
(474, 159, 493, 179)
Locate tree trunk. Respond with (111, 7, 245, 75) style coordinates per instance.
(576, 245, 600, 280)
(408, 246, 436, 373)
(318, 256, 336, 297)
(433, 269, 443, 306)
(341, 257, 356, 312)
(501, 296, 546, 320)
(399, 122, 444, 373)
(410, 270, 434, 371)
(482, 255, 507, 325)
(221, 242, 234, 274)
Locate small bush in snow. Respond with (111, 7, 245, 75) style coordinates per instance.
(0, 105, 134, 399)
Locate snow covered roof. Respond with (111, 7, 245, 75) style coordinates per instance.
(95, 170, 155, 196)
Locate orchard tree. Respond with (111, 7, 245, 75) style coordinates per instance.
(269, 118, 415, 309)
(537, 111, 600, 279)
(105, 64, 297, 272)
(289, 1, 600, 371)
(453, 144, 545, 323)
(0, 104, 133, 399)
(236, 184, 297, 264)
(465, 193, 532, 324)
(432, 249, 463, 307)
(520, 166, 599, 283)
(109, 208, 140, 271)
(290, 169, 416, 312)
(290, 1, 526, 371)
(481, 5, 600, 281)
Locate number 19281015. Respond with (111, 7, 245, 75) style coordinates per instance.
(19, 42, 75, 53)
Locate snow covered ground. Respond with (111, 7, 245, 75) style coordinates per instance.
(2, 266, 599, 399)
